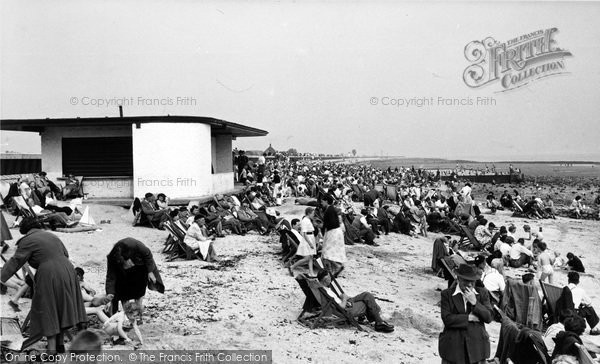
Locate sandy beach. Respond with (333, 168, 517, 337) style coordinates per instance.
(2, 190, 600, 363)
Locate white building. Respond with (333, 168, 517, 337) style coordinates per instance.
(1, 115, 267, 200)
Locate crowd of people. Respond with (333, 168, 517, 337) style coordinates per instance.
(1, 157, 599, 360)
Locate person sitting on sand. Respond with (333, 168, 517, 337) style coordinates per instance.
(569, 196, 583, 219)
(482, 258, 505, 305)
(74, 267, 113, 323)
(565, 272, 600, 335)
(474, 219, 494, 249)
(316, 270, 394, 333)
(103, 301, 143, 345)
(566, 253, 585, 273)
(544, 195, 557, 219)
(508, 238, 534, 268)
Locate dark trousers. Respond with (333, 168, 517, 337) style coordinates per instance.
(578, 306, 600, 329)
(509, 253, 531, 268)
(347, 292, 382, 323)
(358, 227, 376, 244)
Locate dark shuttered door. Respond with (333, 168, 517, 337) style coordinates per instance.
(62, 137, 133, 177)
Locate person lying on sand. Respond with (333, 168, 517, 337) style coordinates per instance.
(75, 267, 114, 323)
(316, 270, 394, 333)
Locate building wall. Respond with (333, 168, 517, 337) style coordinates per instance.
(132, 122, 212, 199)
(41, 125, 131, 182)
(83, 177, 133, 198)
(212, 172, 234, 194)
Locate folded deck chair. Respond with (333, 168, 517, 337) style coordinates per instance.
(296, 276, 364, 331)
(539, 280, 563, 326)
(501, 277, 543, 330)
(494, 306, 551, 364)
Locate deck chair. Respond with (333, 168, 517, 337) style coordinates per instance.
(501, 277, 544, 330)
(351, 184, 363, 202)
(494, 306, 551, 364)
(296, 276, 364, 331)
(163, 221, 199, 261)
(385, 185, 398, 203)
(458, 225, 482, 250)
(279, 228, 299, 264)
(539, 280, 563, 325)
(454, 201, 475, 217)
(575, 343, 595, 364)
(11, 196, 50, 228)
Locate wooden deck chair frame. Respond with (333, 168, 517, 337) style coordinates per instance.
(164, 221, 200, 261)
(279, 229, 298, 264)
(300, 278, 364, 331)
(539, 279, 563, 325)
(458, 225, 482, 250)
(575, 343, 595, 364)
(11, 196, 50, 228)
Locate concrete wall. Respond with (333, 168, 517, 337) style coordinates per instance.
(212, 172, 234, 194)
(83, 177, 133, 198)
(40, 125, 131, 182)
(132, 123, 212, 199)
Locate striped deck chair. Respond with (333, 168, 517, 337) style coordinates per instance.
(458, 225, 482, 250)
(11, 196, 50, 228)
(539, 280, 563, 326)
(163, 221, 199, 261)
(296, 276, 365, 331)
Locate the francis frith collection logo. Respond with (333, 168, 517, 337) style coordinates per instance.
(463, 28, 572, 91)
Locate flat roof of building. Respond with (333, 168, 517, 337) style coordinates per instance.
(0, 115, 268, 138)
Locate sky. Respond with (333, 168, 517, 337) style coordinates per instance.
(1, 0, 600, 161)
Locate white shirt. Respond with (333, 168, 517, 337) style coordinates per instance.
(460, 185, 472, 197)
(499, 243, 512, 257)
(483, 270, 506, 293)
(257, 156, 265, 165)
(300, 217, 314, 233)
(543, 323, 564, 353)
(568, 283, 592, 307)
(509, 244, 533, 260)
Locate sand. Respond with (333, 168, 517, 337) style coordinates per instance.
(1, 197, 600, 363)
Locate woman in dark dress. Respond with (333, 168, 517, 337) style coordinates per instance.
(105, 238, 164, 321)
(0, 218, 87, 352)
